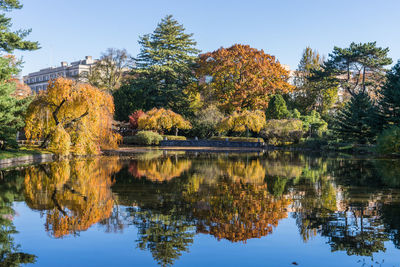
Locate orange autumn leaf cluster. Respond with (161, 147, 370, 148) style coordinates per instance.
(196, 44, 293, 113)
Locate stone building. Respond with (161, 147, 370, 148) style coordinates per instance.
(23, 56, 96, 93)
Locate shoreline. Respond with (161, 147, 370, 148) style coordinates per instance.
(0, 152, 55, 169)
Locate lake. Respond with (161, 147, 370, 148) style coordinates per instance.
(1, 151, 400, 266)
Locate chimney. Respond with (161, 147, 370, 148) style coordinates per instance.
(85, 56, 93, 64)
(61, 61, 68, 67)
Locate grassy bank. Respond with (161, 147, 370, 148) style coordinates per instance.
(0, 147, 50, 160)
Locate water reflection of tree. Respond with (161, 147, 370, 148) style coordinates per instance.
(131, 209, 195, 267)
(112, 154, 400, 265)
(23, 158, 121, 238)
(128, 156, 191, 182)
(112, 171, 195, 267)
(216, 159, 266, 184)
(184, 175, 290, 242)
(0, 170, 36, 266)
(291, 157, 400, 256)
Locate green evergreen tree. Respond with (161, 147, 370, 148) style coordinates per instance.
(0, 58, 31, 149)
(0, 0, 38, 149)
(324, 42, 392, 97)
(0, 1, 39, 53)
(114, 15, 199, 120)
(379, 60, 400, 126)
(335, 92, 378, 144)
(266, 94, 290, 119)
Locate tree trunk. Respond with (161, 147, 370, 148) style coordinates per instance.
(362, 66, 366, 93)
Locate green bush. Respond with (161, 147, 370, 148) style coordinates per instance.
(377, 126, 400, 155)
(162, 135, 187, 140)
(123, 131, 163, 145)
(301, 110, 328, 137)
(260, 119, 304, 145)
(190, 105, 224, 139)
(209, 136, 264, 142)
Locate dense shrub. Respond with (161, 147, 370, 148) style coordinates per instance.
(162, 135, 187, 140)
(376, 126, 400, 155)
(209, 136, 264, 142)
(301, 110, 328, 137)
(260, 119, 304, 145)
(123, 131, 163, 145)
(190, 105, 224, 139)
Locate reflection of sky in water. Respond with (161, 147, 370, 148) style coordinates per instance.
(12, 202, 400, 267)
(4, 153, 400, 266)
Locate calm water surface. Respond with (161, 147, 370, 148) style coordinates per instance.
(1, 151, 400, 266)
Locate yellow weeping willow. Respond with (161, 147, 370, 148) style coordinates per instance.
(24, 158, 122, 238)
(25, 78, 121, 155)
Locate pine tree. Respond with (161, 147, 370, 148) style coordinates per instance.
(379, 61, 400, 126)
(266, 95, 290, 119)
(0, 1, 38, 149)
(335, 92, 378, 144)
(0, 57, 30, 149)
(324, 42, 392, 97)
(0, 1, 39, 53)
(115, 15, 200, 120)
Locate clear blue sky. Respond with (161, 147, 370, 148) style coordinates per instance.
(9, 0, 400, 76)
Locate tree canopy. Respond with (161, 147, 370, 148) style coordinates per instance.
(266, 94, 290, 119)
(113, 15, 200, 120)
(379, 61, 400, 126)
(291, 47, 338, 115)
(25, 78, 121, 155)
(80, 48, 130, 93)
(138, 108, 191, 135)
(0, 0, 39, 53)
(324, 42, 392, 98)
(195, 44, 293, 113)
(335, 92, 378, 144)
(218, 110, 266, 134)
(0, 56, 30, 149)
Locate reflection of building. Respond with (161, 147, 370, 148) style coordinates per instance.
(23, 56, 96, 93)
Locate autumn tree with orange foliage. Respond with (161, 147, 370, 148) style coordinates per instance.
(25, 78, 121, 155)
(195, 44, 293, 113)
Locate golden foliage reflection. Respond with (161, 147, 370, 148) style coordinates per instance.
(185, 177, 290, 242)
(24, 158, 121, 238)
(128, 157, 191, 182)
